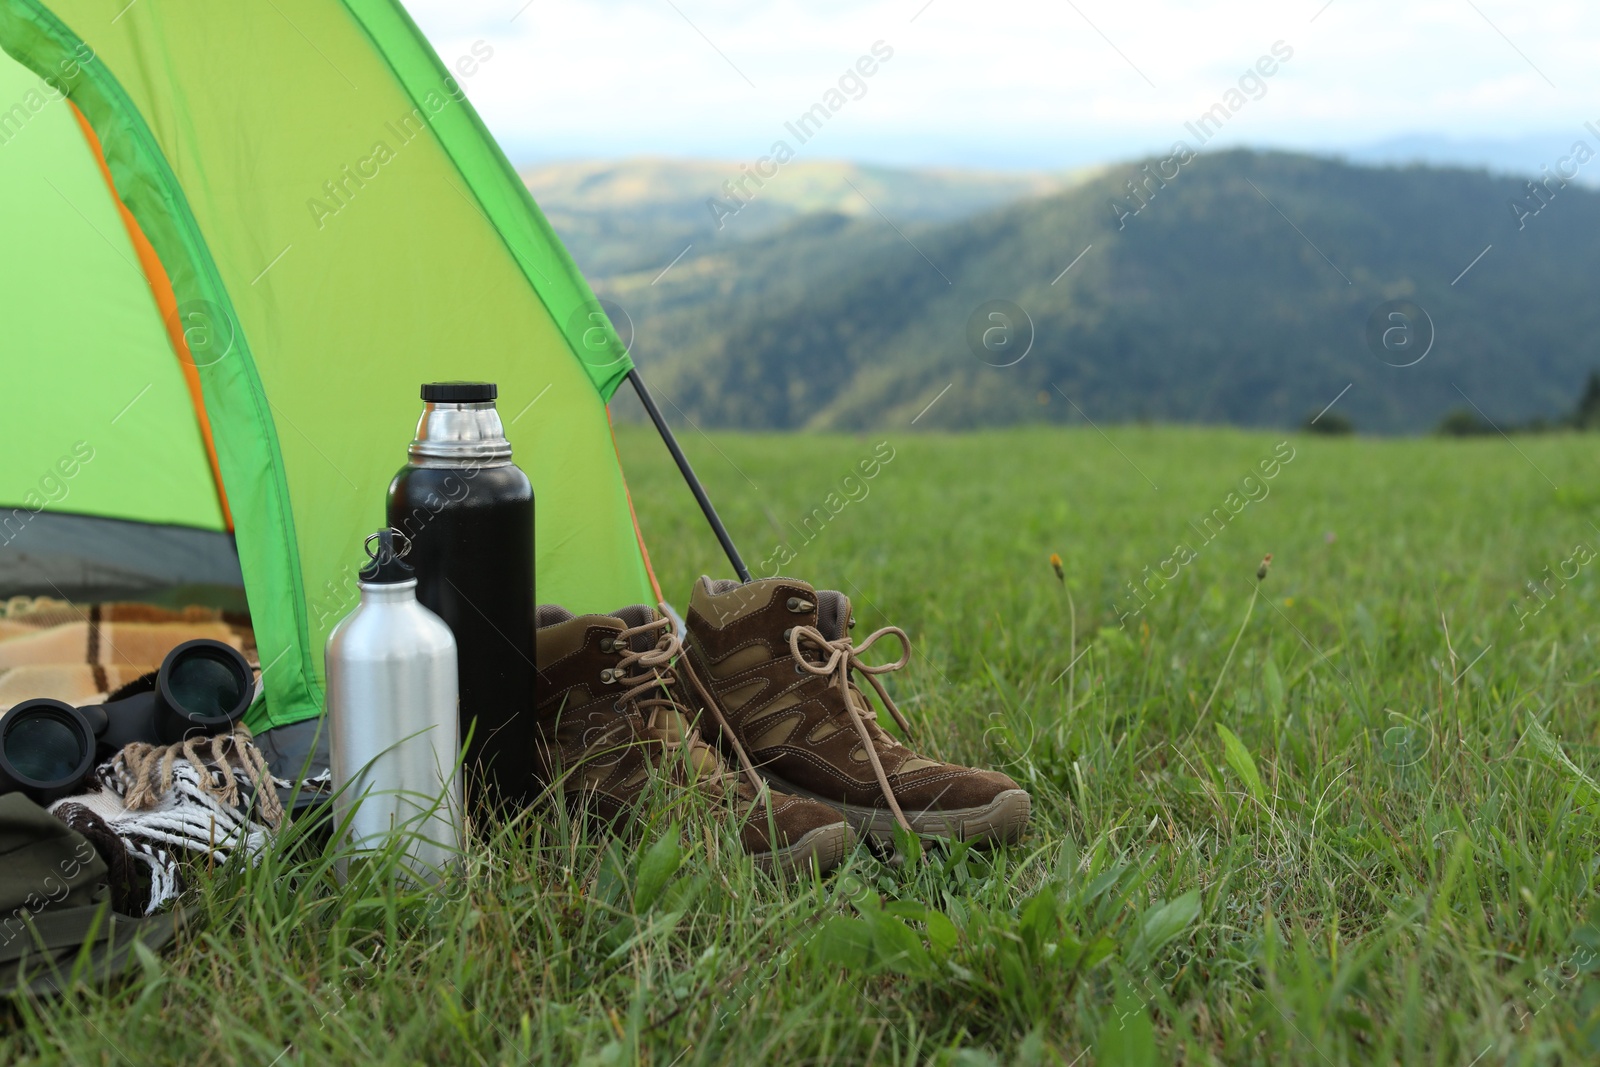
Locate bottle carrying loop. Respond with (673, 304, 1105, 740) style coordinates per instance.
(365, 528, 412, 561)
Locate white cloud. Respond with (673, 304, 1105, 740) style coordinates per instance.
(406, 0, 1600, 166)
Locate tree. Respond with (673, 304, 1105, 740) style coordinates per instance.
(1303, 411, 1354, 435)
(1435, 408, 1493, 436)
(1571, 371, 1600, 430)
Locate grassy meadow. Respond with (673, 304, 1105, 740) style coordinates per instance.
(7, 423, 1600, 1065)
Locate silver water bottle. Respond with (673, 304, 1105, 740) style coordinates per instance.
(326, 529, 462, 882)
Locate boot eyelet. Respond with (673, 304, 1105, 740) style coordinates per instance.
(794, 663, 806, 674)
(599, 637, 615, 652)
(600, 668, 618, 684)
(786, 597, 814, 612)
(782, 627, 793, 640)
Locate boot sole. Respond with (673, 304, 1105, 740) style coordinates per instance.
(752, 820, 853, 876)
(762, 776, 1032, 846)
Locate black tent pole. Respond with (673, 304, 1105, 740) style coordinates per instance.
(626, 368, 752, 583)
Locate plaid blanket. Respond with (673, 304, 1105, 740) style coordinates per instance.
(0, 597, 257, 711)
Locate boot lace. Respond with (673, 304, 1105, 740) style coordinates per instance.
(609, 610, 768, 796)
(787, 623, 916, 833)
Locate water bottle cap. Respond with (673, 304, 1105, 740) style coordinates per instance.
(360, 529, 416, 584)
(421, 381, 497, 403)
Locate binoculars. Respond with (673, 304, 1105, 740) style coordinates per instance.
(0, 639, 255, 802)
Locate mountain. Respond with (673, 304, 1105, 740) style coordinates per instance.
(1339, 133, 1600, 185)
(521, 157, 1079, 278)
(568, 150, 1600, 433)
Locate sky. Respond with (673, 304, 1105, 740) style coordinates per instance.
(407, 0, 1600, 173)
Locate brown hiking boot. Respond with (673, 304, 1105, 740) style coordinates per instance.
(534, 603, 851, 875)
(685, 577, 1031, 846)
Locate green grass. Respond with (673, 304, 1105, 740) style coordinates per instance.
(8, 424, 1600, 1065)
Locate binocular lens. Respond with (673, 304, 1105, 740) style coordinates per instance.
(167, 652, 247, 718)
(4, 710, 87, 782)
(0, 700, 95, 801)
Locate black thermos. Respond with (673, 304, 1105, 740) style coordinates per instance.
(386, 381, 535, 808)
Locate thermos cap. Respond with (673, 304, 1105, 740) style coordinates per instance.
(422, 381, 497, 403)
(409, 384, 513, 464)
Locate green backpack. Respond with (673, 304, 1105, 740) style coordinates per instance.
(0, 792, 180, 995)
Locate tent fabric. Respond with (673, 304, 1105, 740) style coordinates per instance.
(0, 0, 655, 731)
(68, 99, 235, 530)
(0, 513, 246, 605)
(0, 45, 223, 537)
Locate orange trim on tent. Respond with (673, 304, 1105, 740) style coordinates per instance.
(608, 407, 665, 608)
(68, 101, 234, 531)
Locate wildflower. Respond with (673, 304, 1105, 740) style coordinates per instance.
(1047, 551, 1079, 716)
(1195, 554, 1268, 730)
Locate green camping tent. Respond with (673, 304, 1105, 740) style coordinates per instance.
(0, 0, 669, 732)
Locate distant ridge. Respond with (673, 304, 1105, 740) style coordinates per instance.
(520, 157, 1080, 277)
(528, 151, 1600, 433)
